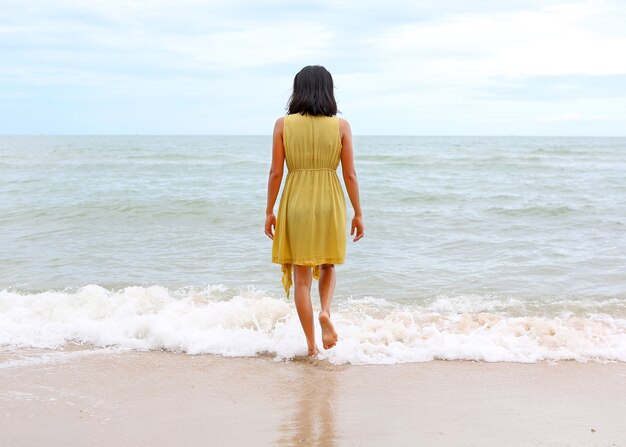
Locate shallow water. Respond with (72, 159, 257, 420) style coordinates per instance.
(1, 136, 625, 364)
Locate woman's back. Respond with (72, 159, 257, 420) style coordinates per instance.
(272, 113, 347, 298)
(283, 114, 341, 171)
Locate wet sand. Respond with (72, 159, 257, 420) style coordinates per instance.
(1, 348, 625, 446)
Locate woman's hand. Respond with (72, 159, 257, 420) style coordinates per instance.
(351, 215, 365, 242)
(265, 213, 276, 240)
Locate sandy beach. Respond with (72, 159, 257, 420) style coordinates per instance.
(1, 347, 624, 446)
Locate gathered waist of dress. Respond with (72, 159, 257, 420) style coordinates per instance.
(288, 168, 336, 173)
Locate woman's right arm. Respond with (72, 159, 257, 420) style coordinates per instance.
(339, 119, 365, 242)
(265, 117, 285, 240)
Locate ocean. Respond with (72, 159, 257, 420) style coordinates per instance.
(1, 135, 625, 365)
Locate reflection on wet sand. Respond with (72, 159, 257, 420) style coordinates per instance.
(275, 360, 339, 446)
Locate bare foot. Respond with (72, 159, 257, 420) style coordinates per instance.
(319, 311, 338, 350)
(308, 345, 320, 357)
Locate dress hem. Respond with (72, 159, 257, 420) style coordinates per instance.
(272, 258, 345, 300)
(271, 258, 345, 266)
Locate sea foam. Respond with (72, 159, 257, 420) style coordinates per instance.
(1, 284, 624, 365)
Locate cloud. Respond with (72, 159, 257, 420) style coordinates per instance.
(478, 74, 626, 102)
(1, 0, 626, 134)
(371, 2, 626, 82)
(1, 5, 334, 78)
(536, 112, 607, 122)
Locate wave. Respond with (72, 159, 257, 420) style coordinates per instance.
(1, 285, 624, 365)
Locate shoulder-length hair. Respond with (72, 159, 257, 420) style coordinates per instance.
(287, 65, 338, 117)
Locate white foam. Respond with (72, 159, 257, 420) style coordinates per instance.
(426, 294, 524, 313)
(1, 285, 625, 365)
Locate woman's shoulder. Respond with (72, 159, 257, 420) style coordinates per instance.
(273, 116, 286, 137)
(276, 113, 300, 127)
(337, 117, 351, 134)
(274, 116, 286, 128)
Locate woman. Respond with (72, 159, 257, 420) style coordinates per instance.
(265, 65, 364, 357)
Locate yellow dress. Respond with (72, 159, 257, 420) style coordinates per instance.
(272, 113, 347, 298)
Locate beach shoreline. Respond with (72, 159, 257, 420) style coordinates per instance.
(1, 347, 625, 446)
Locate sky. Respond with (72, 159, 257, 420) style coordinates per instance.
(1, 0, 626, 135)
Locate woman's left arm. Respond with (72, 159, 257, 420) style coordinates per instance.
(265, 117, 285, 240)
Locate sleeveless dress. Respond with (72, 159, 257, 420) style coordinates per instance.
(272, 113, 347, 298)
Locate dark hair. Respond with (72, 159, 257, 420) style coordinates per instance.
(287, 65, 338, 116)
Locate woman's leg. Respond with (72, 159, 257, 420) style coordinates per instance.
(293, 265, 317, 355)
(318, 264, 338, 349)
